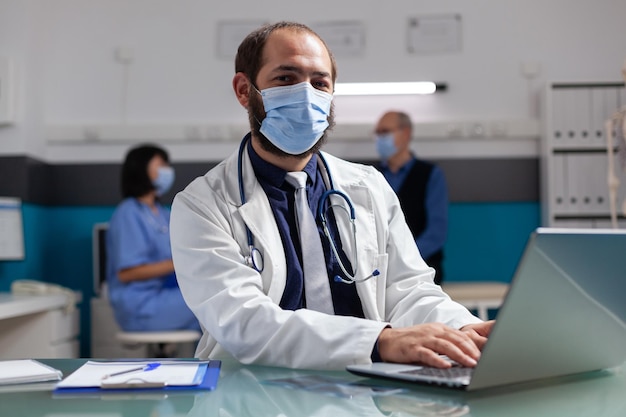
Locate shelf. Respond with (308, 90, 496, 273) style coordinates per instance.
(552, 147, 615, 154)
(541, 82, 626, 227)
(45, 119, 540, 144)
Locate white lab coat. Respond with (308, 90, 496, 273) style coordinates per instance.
(170, 143, 481, 370)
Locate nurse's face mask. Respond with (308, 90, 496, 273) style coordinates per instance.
(153, 166, 175, 196)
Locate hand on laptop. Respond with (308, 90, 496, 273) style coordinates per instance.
(460, 320, 494, 351)
(377, 321, 494, 368)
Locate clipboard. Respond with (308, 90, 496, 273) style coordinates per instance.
(53, 360, 221, 394)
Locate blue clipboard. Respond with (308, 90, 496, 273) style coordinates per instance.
(53, 360, 221, 394)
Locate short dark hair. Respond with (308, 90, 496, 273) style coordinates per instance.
(235, 21, 337, 87)
(121, 144, 169, 198)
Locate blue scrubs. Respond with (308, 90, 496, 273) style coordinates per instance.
(106, 198, 200, 331)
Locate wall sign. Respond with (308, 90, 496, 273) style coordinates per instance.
(407, 14, 462, 55)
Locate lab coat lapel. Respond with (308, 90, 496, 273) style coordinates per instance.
(323, 155, 382, 320)
(336, 182, 381, 319)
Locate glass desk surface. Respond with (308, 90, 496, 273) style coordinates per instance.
(0, 358, 624, 417)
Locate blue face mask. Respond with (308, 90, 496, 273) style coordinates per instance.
(375, 133, 398, 160)
(153, 166, 175, 196)
(256, 82, 333, 155)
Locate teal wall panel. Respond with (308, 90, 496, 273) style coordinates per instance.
(445, 202, 541, 283)
(0, 204, 50, 290)
(0, 204, 114, 357)
(45, 206, 115, 357)
(43, 206, 115, 291)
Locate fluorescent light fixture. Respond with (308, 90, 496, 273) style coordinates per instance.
(334, 81, 445, 96)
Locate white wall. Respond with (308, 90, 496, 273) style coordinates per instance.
(0, 0, 48, 157)
(1, 0, 625, 163)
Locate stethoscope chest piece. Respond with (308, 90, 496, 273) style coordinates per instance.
(246, 245, 264, 273)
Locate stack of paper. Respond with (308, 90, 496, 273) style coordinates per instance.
(0, 359, 63, 385)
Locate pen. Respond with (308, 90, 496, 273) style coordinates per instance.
(101, 362, 161, 380)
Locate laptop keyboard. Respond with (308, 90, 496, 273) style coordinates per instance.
(399, 365, 473, 379)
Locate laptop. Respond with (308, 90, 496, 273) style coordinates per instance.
(347, 227, 626, 391)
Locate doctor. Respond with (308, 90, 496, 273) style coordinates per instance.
(170, 21, 493, 370)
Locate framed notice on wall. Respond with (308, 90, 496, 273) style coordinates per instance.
(0, 197, 25, 260)
(311, 21, 366, 57)
(0, 57, 14, 125)
(407, 14, 462, 55)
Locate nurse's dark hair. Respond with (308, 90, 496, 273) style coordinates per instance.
(121, 144, 169, 198)
(235, 21, 337, 86)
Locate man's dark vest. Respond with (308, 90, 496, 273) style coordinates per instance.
(378, 158, 444, 284)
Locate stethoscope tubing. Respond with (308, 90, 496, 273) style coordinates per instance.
(237, 136, 378, 283)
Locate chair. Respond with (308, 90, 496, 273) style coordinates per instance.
(92, 223, 201, 358)
(441, 282, 509, 320)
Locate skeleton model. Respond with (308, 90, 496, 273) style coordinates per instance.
(605, 63, 626, 228)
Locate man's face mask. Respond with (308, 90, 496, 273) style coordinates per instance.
(253, 81, 333, 155)
(375, 133, 398, 160)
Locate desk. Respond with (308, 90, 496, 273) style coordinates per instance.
(0, 293, 80, 358)
(0, 359, 624, 416)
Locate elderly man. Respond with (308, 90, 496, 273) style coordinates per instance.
(374, 110, 448, 284)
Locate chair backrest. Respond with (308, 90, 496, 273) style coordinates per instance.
(92, 223, 109, 296)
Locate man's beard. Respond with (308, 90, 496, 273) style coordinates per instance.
(247, 89, 335, 158)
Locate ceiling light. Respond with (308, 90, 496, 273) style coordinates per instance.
(333, 81, 446, 96)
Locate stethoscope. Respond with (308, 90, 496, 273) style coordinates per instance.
(237, 136, 379, 284)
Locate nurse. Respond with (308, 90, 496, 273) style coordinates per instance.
(106, 144, 200, 332)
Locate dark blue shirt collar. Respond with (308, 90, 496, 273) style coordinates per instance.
(380, 155, 417, 193)
(380, 154, 417, 172)
(247, 138, 320, 188)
